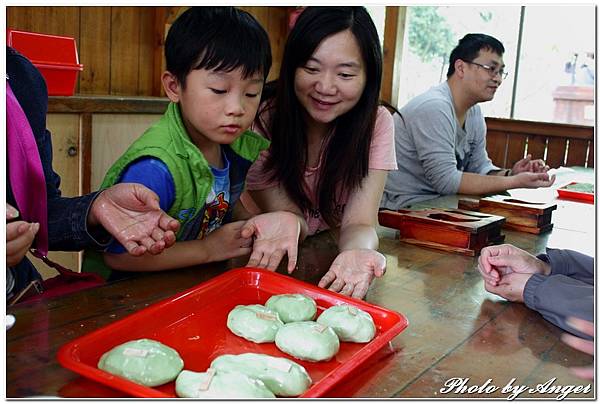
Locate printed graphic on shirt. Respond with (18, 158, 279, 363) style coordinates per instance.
(199, 190, 230, 239)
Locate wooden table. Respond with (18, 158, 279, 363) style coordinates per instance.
(6, 171, 594, 399)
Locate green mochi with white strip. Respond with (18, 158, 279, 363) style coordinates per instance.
(316, 304, 376, 342)
(210, 353, 312, 396)
(227, 304, 284, 343)
(175, 369, 275, 398)
(275, 321, 339, 362)
(265, 293, 317, 323)
(97, 338, 184, 387)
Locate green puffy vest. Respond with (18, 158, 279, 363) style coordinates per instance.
(83, 102, 269, 278)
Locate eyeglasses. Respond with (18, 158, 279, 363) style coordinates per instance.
(465, 61, 508, 80)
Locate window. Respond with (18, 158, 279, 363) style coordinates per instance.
(397, 5, 594, 126)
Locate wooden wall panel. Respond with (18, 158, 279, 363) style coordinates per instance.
(505, 133, 527, 168)
(565, 139, 589, 167)
(79, 7, 111, 94)
(545, 137, 567, 168)
(110, 7, 141, 95)
(8, 6, 291, 95)
(91, 114, 163, 190)
(527, 135, 547, 162)
(485, 130, 508, 168)
(138, 7, 155, 95)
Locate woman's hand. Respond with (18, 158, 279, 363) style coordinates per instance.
(89, 183, 180, 256)
(242, 211, 301, 273)
(318, 248, 386, 299)
(6, 204, 38, 267)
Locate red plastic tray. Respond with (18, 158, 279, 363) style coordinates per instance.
(557, 182, 594, 203)
(57, 268, 408, 398)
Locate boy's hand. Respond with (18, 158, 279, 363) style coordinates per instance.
(7, 203, 38, 267)
(204, 221, 253, 262)
(89, 183, 180, 256)
(242, 211, 301, 273)
(318, 249, 386, 300)
(478, 244, 550, 286)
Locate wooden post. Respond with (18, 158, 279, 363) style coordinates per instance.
(381, 6, 407, 108)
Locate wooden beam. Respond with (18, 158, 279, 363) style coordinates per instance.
(381, 6, 407, 108)
(485, 117, 593, 140)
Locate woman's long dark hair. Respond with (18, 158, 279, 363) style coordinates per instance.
(257, 7, 383, 227)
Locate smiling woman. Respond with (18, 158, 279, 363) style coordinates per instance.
(242, 6, 398, 300)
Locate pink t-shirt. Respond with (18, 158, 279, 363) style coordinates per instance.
(244, 106, 397, 235)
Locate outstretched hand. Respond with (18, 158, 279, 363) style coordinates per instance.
(89, 183, 180, 256)
(242, 211, 301, 273)
(318, 248, 386, 300)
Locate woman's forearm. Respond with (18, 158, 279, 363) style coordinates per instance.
(338, 224, 379, 251)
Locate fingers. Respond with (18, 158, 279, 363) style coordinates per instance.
(163, 230, 177, 248)
(7, 221, 34, 241)
(247, 249, 264, 269)
(328, 278, 345, 293)
(124, 240, 146, 257)
(159, 213, 180, 233)
(266, 250, 285, 271)
(566, 317, 595, 337)
(340, 283, 354, 296)
(6, 204, 19, 220)
(569, 366, 594, 381)
(240, 220, 257, 239)
(133, 183, 161, 210)
(147, 240, 166, 255)
(352, 280, 370, 300)
(561, 333, 594, 355)
(318, 270, 336, 288)
(286, 245, 298, 274)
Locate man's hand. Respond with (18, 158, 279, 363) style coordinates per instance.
(6, 204, 38, 267)
(478, 244, 550, 286)
(242, 211, 301, 273)
(89, 183, 180, 256)
(511, 171, 556, 189)
(561, 317, 594, 380)
(318, 249, 386, 300)
(483, 272, 532, 303)
(512, 154, 549, 175)
(203, 221, 253, 262)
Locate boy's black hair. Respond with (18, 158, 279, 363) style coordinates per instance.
(447, 33, 505, 78)
(165, 7, 272, 87)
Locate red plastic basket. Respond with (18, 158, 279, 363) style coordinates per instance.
(57, 268, 409, 398)
(7, 29, 83, 96)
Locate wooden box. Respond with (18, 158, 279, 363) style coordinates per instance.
(378, 208, 506, 256)
(458, 197, 557, 234)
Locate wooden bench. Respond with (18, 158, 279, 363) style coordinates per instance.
(485, 117, 594, 169)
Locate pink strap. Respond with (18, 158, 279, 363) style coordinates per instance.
(7, 80, 49, 255)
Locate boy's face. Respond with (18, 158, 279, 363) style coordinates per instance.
(172, 67, 264, 146)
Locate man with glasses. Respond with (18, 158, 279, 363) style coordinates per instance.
(381, 33, 554, 209)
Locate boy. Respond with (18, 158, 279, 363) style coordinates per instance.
(85, 7, 275, 278)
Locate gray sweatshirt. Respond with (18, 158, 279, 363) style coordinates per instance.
(525, 248, 594, 339)
(381, 82, 498, 209)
